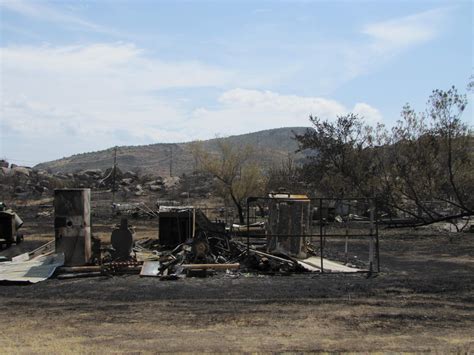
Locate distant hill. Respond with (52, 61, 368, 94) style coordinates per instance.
(35, 127, 310, 176)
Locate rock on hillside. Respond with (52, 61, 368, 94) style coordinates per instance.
(0, 160, 215, 201)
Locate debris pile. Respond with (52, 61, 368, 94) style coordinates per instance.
(0, 189, 373, 284)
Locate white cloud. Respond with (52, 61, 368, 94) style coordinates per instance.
(1, 43, 234, 89)
(363, 8, 448, 54)
(352, 103, 383, 123)
(0, 0, 118, 36)
(186, 89, 382, 139)
(296, 8, 450, 92)
(219, 88, 347, 119)
(345, 8, 449, 82)
(0, 3, 458, 165)
(0, 42, 383, 162)
(213, 8, 451, 95)
(0, 43, 235, 155)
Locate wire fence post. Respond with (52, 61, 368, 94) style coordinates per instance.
(369, 198, 375, 273)
(246, 198, 250, 254)
(375, 198, 380, 272)
(319, 198, 324, 273)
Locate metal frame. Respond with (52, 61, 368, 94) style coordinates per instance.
(246, 196, 380, 273)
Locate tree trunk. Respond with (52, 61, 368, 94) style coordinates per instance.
(229, 191, 245, 224)
(236, 204, 245, 224)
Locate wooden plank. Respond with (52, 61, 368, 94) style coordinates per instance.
(29, 240, 55, 259)
(181, 263, 239, 270)
(58, 265, 101, 273)
(250, 250, 295, 264)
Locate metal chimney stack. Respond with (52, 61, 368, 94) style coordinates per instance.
(54, 188, 91, 266)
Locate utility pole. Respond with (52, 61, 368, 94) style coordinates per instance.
(169, 145, 173, 177)
(112, 146, 118, 204)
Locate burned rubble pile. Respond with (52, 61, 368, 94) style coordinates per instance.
(65, 208, 311, 280)
(56, 229, 326, 281)
(0, 188, 374, 283)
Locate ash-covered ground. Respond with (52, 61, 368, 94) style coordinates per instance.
(0, 209, 473, 353)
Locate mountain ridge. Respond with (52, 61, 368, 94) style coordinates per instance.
(35, 127, 310, 176)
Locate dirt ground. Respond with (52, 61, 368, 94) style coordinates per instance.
(1, 209, 473, 353)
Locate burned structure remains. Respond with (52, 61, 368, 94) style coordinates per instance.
(266, 193, 310, 258)
(0, 202, 24, 248)
(0, 186, 380, 283)
(158, 207, 195, 248)
(54, 189, 91, 266)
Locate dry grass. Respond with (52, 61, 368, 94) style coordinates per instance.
(1, 298, 472, 353)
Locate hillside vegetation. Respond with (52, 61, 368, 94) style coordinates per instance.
(35, 127, 308, 176)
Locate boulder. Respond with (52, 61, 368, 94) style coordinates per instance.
(75, 172, 89, 181)
(150, 176, 164, 185)
(123, 171, 138, 179)
(36, 210, 52, 218)
(103, 166, 123, 180)
(12, 166, 31, 177)
(54, 173, 69, 180)
(120, 178, 134, 185)
(0, 167, 12, 176)
(84, 169, 103, 176)
(163, 176, 180, 189)
(149, 185, 162, 192)
(38, 179, 50, 186)
(34, 185, 49, 193)
(144, 179, 163, 186)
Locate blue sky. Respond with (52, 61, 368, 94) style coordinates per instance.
(0, 0, 472, 165)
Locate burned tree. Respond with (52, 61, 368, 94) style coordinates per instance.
(191, 139, 266, 224)
(383, 87, 473, 228)
(295, 113, 379, 198)
(266, 154, 305, 194)
(296, 85, 473, 229)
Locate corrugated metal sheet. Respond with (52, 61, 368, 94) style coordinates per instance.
(0, 253, 64, 283)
